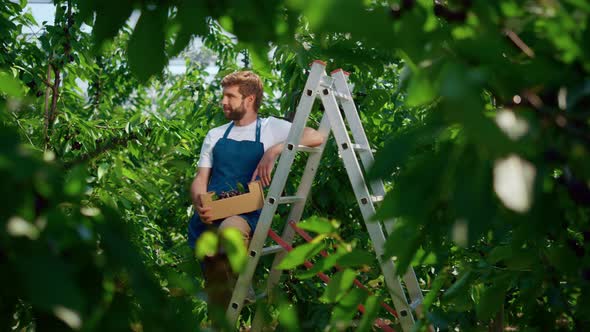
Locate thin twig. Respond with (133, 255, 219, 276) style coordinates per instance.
(43, 62, 52, 145)
(503, 28, 535, 58)
(94, 124, 115, 130)
(48, 65, 61, 127)
(41, 78, 54, 88)
(44, 0, 73, 147)
(12, 113, 38, 149)
(521, 91, 590, 145)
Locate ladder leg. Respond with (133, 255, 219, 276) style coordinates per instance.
(320, 88, 416, 332)
(225, 61, 326, 328)
(332, 70, 424, 315)
(250, 113, 331, 331)
(263, 112, 330, 296)
(383, 220, 425, 311)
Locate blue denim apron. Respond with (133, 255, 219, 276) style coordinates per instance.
(187, 118, 264, 248)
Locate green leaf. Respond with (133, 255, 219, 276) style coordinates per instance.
(546, 245, 579, 276)
(128, 6, 167, 82)
(405, 70, 438, 106)
(475, 276, 511, 321)
(121, 167, 138, 182)
(382, 219, 420, 275)
(276, 240, 325, 270)
(565, 0, 590, 11)
(247, 44, 271, 75)
(337, 250, 375, 268)
(64, 165, 87, 197)
(0, 71, 25, 97)
(489, 246, 537, 270)
(423, 271, 448, 310)
(195, 231, 218, 259)
(451, 149, 496, 246)
(97, 163, 109, 181)
(411, 247, 437, 266)
(488, 245, 512, 264)
(443, 271, 475, 301)
(368, 111, 444, 181)
(220, 228, 247, 273)
(139, 181, 161, 197)
(278, 301, 300, 332)
(297, 216, 336, 234)
(296, 248, 347, 279)
(92, 0, 133, 48)
(331, 288, 366, 325)
(16, 254, 85, 311)
(356, 295, 380, 332)
(320, 269, 356, 303)
(170, 0, 208, 56)
(236, 182, 245, 194)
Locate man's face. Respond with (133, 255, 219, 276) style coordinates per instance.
(221, 85, 248, 121)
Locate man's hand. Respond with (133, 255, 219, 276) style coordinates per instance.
(191, 167, 213, 223)
(251, 143, 283, 187)
(195, 195, 214, 224)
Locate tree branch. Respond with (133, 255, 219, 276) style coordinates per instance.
(433, 0, 470, 22)
(63, 133, 138, 170)
(503, 28, 535, 58)
(48, 65, 61, 128)
(45, 0, 74, 147)
(43, 62, 52, 145)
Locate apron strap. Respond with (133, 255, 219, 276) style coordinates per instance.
(255, 118, 261, 143)
(222, 122, 234, 139)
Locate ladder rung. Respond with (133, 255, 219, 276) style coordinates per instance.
(261, 245, 285, 256)
(278, 196, 306, 204)
(256, 291, 267, 301)
(297, 145, 322, 153)
(351, 143, 375, 152)
(371, 195, 384, 203)
(244, 291, 268, 305)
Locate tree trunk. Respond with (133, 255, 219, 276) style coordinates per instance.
(489, 303, 504, 332)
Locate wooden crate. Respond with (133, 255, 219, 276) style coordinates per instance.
(200, 181, 265, 222)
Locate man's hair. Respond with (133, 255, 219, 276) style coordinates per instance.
(221, 71, 263, 112)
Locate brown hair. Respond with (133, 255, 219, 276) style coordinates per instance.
(221, 71, 263, 112)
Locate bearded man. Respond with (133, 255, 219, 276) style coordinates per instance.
(187, 70, 324, 313)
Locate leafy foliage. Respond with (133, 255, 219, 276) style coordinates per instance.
(1, 0, 590, 331)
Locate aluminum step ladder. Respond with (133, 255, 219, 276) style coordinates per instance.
(226, 60, 424, 332)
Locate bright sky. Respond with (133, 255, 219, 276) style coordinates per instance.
(22, 2, 198, 76)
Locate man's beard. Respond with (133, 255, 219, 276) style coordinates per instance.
(224, 102, 246, 121)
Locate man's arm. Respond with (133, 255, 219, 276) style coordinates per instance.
(252, 127, 325, 186)
(300, 127, 325, 147)
(191, 167, 214, 223)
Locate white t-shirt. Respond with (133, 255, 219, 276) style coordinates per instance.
(198, 116, 292, 168)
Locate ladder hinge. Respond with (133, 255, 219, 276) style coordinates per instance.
(319, 77, 334, 89)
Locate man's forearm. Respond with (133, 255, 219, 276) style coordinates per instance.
(300, 127, 324, 147)
(269, 128, 323, 156)
(190, 177, 208, 208)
